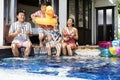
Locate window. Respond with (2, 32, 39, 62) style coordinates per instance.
(98, 10, 104, 25)
(106, 9, 112, 24)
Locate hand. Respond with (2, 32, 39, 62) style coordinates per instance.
(16, 28, 22, 34)
(31, 16, 36, 23)
(26, 30, 30, 35)
(64, 37, 69, 41)
(69, 33, 74, 38)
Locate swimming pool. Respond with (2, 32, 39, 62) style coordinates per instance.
(0, 55, 120, 80)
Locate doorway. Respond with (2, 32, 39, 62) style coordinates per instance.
(67, 0, 92, 45)
(96, 7, 114, 43)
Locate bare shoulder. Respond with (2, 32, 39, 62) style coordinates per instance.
(73, 27, 78, 31)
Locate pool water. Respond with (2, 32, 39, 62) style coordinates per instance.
(0, 55, 120, 80)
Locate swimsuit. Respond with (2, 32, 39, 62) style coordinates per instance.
(63, 27, 76, 48)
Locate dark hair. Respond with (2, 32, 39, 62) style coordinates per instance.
(67, 17, 75, 27)
(38, 3, 47, 7)
(46, 1, 51, 6)
(17, 10, 26, 15)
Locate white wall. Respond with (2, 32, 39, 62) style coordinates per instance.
(10, 0, 17, 23)
(59, 0, 67, 33)
(92, 0, 96, 44)
(0, 0, 4, 46)
(94, 0, 117, 7)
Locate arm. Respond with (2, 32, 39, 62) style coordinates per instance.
(62, 28, 69, 42)
(56, 36, 62, 43)
(69, 28, 78, 40)
(25, 22, 33, 36)
(73, 28, 78, 40)
(31, 11, 40, 23)
(8, 32, 18, 38)
(8, 23, 21, 38)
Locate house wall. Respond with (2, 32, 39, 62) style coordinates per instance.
(68, 0, 75, 17)
(94, 0, 117, 7)
(59, 0, 67, 33)
(18, 3, 38, 28)
(92, 0, 96, 44)
(92, 0, 118, 44)
(64, 0, 118, 44)
(0, 0, 118, 46)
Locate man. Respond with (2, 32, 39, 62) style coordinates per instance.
(9, 10, 33, 58)
(31, 3, 57, 47)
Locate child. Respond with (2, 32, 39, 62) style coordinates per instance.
(46, 22, 62, 57)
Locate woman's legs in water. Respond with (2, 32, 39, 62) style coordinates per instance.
(66, 44, 74, 56)
(62, 43, 75, 56)
(62, 43, 67, 56)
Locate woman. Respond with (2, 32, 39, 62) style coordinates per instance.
(62, 18, 78, 56)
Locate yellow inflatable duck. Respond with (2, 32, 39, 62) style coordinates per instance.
(34, 6, 57, 25)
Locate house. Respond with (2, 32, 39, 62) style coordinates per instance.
(0, 0, 118, 46)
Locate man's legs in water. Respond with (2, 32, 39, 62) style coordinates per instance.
(11, 43, 19, 57)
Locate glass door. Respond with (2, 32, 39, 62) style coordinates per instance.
(96, 7, 114, 43)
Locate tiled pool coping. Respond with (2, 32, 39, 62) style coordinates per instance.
(0, 45, 99, 59)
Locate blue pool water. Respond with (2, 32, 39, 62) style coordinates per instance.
(0, 55, 120, 80)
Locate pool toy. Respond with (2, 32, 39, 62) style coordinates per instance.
(109, 47, 117, 56)
(112, 40, 120, 47)
(116, 47, 120, 56)
(98, 41, 111, 48)
(98, 40, 120, 57)
(34, 6, 57, 25)
(99, 48, 111, 57)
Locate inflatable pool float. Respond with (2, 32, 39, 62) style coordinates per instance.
(34, 6, 57, 25)
(98, 41, 111, 48)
